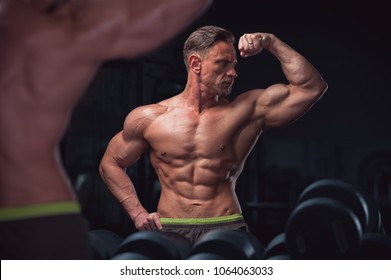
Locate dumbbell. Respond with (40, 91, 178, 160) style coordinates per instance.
(296, 179, 384, 234)
(187, 229, 265, 260)
(285, 179, 368, 259)
(111, 231, 192, 260)
(263, 233, 291, 260)
(88, 229, 124, 260)
(112, 252, 152, 260)
(187, 252, 227, 260)
(297, 179, 369, 231)
(285, 197, 362, 259)
(360, 191, 384, 233)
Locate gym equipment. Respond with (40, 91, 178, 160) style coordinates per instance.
(296, 179, 369, 232)
(187, 252, 227, 260)
(266, 254, 291, 260)
(88, 229, 123, 260)
(112, 252, 151, 260)
(360, 191, 384, 233)
(111, 231, 192, 260)
(295, 178, 384, 234)
(357, 150, 391, 234)
(285, 197, 362, 259)
(263, 233, 289, 260)
(358, 232, 391, 259)
(187, 229, 265, 260)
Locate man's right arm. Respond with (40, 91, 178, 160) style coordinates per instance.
(99, 109, 161, 230)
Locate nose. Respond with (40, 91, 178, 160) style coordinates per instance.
(227, 67, 238, 78)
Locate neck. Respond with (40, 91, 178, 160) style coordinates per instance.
(180, 83, 220, 114)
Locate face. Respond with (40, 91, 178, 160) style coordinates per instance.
(199, 41, 238, 98)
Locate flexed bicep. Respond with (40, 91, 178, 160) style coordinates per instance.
(259, 83, 320, 129)
(239, 32, 327, 129)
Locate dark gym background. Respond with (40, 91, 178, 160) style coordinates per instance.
(60, 0, 391, 246)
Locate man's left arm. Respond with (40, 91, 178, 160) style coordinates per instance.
(238, 32, 328, 128)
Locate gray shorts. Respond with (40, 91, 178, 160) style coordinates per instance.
(159, 214, 249, 244)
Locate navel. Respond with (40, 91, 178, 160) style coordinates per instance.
(219, 144, 225, 151)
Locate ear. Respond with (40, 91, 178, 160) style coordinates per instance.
(189, 54, 201, 74)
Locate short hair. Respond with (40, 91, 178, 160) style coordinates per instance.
(183, 26, 235, 70)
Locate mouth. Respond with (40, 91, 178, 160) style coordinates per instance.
(222, 80, 233, 88)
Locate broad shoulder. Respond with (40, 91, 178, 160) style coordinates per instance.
(123, 103, 169, 131)
(125, 102, 166, 119)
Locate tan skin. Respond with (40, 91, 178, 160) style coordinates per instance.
(0, 0, 211, 208)
(99, 32, 328, 230)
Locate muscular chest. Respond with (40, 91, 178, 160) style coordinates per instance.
(145, 109, 232, 158)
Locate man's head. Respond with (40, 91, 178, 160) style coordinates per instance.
(183, 25, 235, 71)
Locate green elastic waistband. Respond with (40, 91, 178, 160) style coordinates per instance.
(0, 201, 81, 222)
(160, 213, 244, 226)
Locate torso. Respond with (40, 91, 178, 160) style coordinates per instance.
(143, 95, 264, 218)
(0, 1, 98, 207)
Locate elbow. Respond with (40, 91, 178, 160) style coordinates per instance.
(99, 158, 108, 181)
(99, 156, 128, 179)
(320, 77, 328, 94)
(312, 76, 328, 101)
(318, 78, 328, 99)
(98, 162, 105, 181)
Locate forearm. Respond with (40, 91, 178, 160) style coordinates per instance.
(99, 162, 147, 221)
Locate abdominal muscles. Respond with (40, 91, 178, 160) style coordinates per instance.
(152, 155, 242, 218)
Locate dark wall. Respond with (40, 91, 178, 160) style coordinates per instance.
(61, 0, 391, 244)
